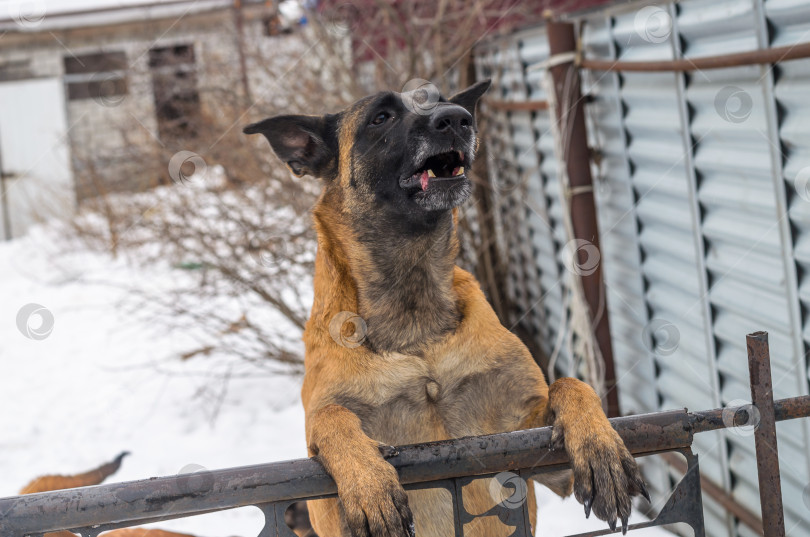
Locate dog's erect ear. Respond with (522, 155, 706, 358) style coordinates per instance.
(448, 79, 491, 118)
(243, 114, 336, 179)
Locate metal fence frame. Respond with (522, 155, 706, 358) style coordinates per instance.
(2, 332, 808, 537)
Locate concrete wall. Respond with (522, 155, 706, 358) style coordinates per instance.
(0, 5, 276, 203)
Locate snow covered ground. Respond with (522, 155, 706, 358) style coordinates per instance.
(0, 226, 307, 534)
(0, 224, 669, 536)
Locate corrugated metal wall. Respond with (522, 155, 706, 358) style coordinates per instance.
(476, 30, 574, 372)
(475, 1, 810, 536)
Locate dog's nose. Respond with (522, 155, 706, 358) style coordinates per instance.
(430, 104, 472, 134)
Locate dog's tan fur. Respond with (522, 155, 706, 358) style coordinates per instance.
(19, 453, 197, 537)
(245, 81, 646, 537)
(19, 452, 129, 495)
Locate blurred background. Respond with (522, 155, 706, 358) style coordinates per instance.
(1, 1, 810, 536)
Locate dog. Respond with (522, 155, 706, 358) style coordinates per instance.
(19, 452, 130, 495)
(18, 452, 199, 537)
(244, 79, 649, 537)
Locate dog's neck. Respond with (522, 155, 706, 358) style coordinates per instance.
(312, 193, 461, 355)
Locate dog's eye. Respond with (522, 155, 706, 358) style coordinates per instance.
(370, 112, 391, 126)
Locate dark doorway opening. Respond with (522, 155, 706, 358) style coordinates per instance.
(149, 44, 200, 144)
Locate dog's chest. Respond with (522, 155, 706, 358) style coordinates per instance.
(337, 351, 499, 446)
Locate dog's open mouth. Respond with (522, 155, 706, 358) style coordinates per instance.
(400, 150, 466, 191)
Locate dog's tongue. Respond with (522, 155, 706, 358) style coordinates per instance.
(420, 170, 429, 191)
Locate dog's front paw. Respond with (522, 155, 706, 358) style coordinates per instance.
(338, 459, 414, 537)
(556, 421, 649, 534)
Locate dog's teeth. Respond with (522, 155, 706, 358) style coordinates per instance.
(454, 167, 464, 176)
(458, 151, 464, 161)
(427, 169, 436, 178)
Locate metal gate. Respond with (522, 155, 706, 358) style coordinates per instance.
(471, 1, 810, 536)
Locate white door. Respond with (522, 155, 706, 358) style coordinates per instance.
(0, 77, 74, 240)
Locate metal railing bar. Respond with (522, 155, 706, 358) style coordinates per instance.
(3, 396, 809, 536)
(482, 98, 549, 112)
(1, 410, 688, 535)
(579, 42, 810, 72)
(687, 395, 810, 434)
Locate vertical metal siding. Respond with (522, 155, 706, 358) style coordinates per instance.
(477, 29, 575, 371)
(517, 28, 573, 373)
(584, 6, 731, 535)
(476, 42, 521, 322)
(765, 1, 810, 533)
(580, 15, 657, 429)
(678, 0, 810, 533)
(667, 5, 737, 535)
(475, 1, 810, 535)
(580, 14, 674, 512)
(477, 39, 562, 363)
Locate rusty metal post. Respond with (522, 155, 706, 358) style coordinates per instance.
(546, 19, 619, 417)
(746, 331, 786, 537)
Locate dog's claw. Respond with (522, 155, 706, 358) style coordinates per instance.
(584, 498, 592, 519)
(378, 443, 399, 458)
(621, 515, 628, 535)
(640, 482, 651, 503)
(608, 518, 616, 532)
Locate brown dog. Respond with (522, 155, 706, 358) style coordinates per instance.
(19, 452, 130, 495)
(244, 80, 648, 537)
